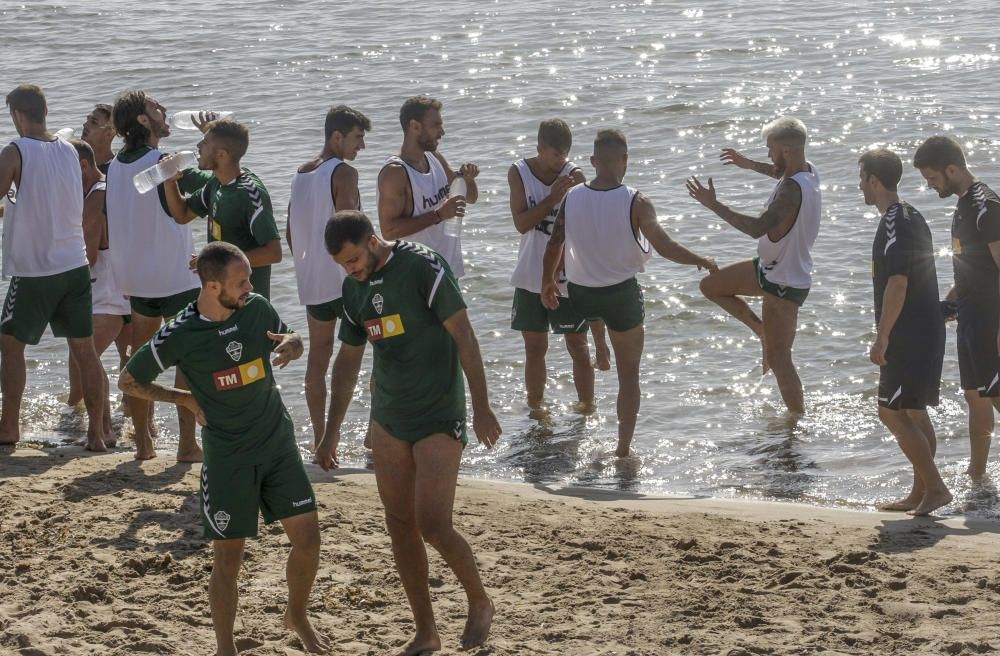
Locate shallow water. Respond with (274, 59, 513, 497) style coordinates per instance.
(3, 0, 1000, 515)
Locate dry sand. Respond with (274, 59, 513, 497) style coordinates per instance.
(1, 446, 999, 655)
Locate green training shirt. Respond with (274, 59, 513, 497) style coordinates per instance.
(339, 241, 468, 430)
(126, 293, 296, 465)
(186, 168, 279, 297)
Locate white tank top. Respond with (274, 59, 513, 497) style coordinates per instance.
(289, 156, 349, 306)
(509, 160, 578, 294)
(378, 153, 463, 277)
(105, 148, 200, 297)
(756, 162, 822, 289)
(2, 137, 87, 278)
(86, 181, 130, 316)
(563, 183, 650, 288)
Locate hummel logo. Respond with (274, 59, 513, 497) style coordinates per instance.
(218, 325, 238, 336)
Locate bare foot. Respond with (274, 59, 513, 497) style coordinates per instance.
(591, 351, 612, 372)
(85, 434, 107, 453)
(134, 435, 157, 460)
(878, 493, 921, 512)
(966, 462, 987, 481)
(461, 598, 495, 651)
(0, 427, 21, 445)
(910, 488, 953, 516)
(396, 633, 441, 656)
(284, 611, 330, 654)
(176, 443, 203, 463)
(103, 431, 118, 448)
(572, 399, 596, 415)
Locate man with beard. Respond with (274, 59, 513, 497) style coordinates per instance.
(120, 242, 326, 656)
(687, 116, 821, 416)
(315, 211, 502, 655)
(377, 95, 477, 278)
(915, 135, 1000, 480)
(106, 89, 210, 461)
(0, 84, 107, 451)
(860, 147, 951, 515)
(288, 105, 370, 448)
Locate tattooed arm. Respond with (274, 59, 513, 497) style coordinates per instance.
(686, 176, 802, 240)
(719, 148, 781, 179)
(118, 370, 205, 424)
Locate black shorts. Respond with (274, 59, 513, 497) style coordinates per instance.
(957, 305, 1000, 397)
(878, 329, 944, 410)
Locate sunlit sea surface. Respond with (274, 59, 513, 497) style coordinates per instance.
(4, 0, 1000, 515)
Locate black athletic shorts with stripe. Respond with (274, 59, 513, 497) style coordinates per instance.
(957, 303, 1000, 397)
(878, 328, 944, 411)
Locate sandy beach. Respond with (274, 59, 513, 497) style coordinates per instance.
(1, 446, 999, 656)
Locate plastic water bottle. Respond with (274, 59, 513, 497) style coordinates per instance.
(442, 177, 466, 238)
(133, 151, 199, 194)
(169, 110, 233, 131)
(54, 127, 74, 140)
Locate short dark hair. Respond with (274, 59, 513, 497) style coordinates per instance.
(858, 148, 902, 191)
(93, 103, 112, 121)
(206, 119, 249, 161)
(6, 84, 46, 123)
(112, 90, 151, 150)
(538, 119, 572, 152)
(70, 139, 96, 168)
(913, 135, 967, 172)
(594, 128, 627, 156)
(325, 210, 375, 256)
(325, 105, 372, 141)
(399, 96, 442, 131)
(197, 242, 247, 284)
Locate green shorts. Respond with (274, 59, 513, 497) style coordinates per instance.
(306, 298, 344, 322)
(200, 448, 316, 540)
(753, 257, 809, 306)
(1, 265, 93, 345)
(567, 278, 644, 333)
(377, 418, 468, 448)
(130, 287, 199, 319)
(510, 288, 590, 334)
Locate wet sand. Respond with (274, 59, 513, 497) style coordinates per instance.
(1, 447, 999, 655)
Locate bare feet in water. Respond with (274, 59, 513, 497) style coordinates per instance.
(461, 598, 495, 651)
(878, 491, 921, 512)
(284, 611, 330, 653)
(910, 488, 953, 516)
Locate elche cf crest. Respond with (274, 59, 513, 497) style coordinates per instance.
(226, 340, 243, 361)
(372, 293, 384, 315)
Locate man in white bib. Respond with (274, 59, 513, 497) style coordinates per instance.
(0, 85, 108, 451)
(288, 105, 371, 448)
(377, 96, 478, 278)
(543, 129, 716, 457)
(688, 116, 821, 416)
(507, 119, 611, 412)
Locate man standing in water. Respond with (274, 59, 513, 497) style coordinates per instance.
(120, 242, 327, 655)
(915, 136, 1000, 480)
(163, 119, 282, 299)
(543, 129, 716, 457)
(0, 84, 107, 450)
(687, 116, 821, 416)
(508, 118, 611, 412)
(377, 96, 476, 278)
(106, 90, 209, 461)
(288, 105, 370, 448)
(316, 210, 501, 655)
(860, 147, 951, 515)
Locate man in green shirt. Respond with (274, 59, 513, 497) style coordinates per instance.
(119, 242, 327, 656)
(163, 119, 282, 298)
(316, 210, 502, 655)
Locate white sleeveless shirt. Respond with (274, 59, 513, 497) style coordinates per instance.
(378, 153, 462, 277)
(105, 147, 200, 298)
(563, 183, 650, 288)
(289, 156, 349, 306)
(756, 162, 822, 289)
(509, 160, 578, 294)
(2, 137, 87, 278)
(86, 181, 130, 316)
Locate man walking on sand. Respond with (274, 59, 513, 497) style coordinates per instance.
(688, 116, 821, 416)
(860, 147, 951, 515)
(316, 210, 502, 655)
(120, 242, 328, 655)
(543, 129, 716, 457)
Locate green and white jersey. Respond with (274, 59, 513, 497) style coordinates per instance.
(339, 241, 467, 429)
(186, 168, 280, 297)
(126, 293, 296, 465)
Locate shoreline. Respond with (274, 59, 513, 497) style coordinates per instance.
(3, 447, 1000, 655)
